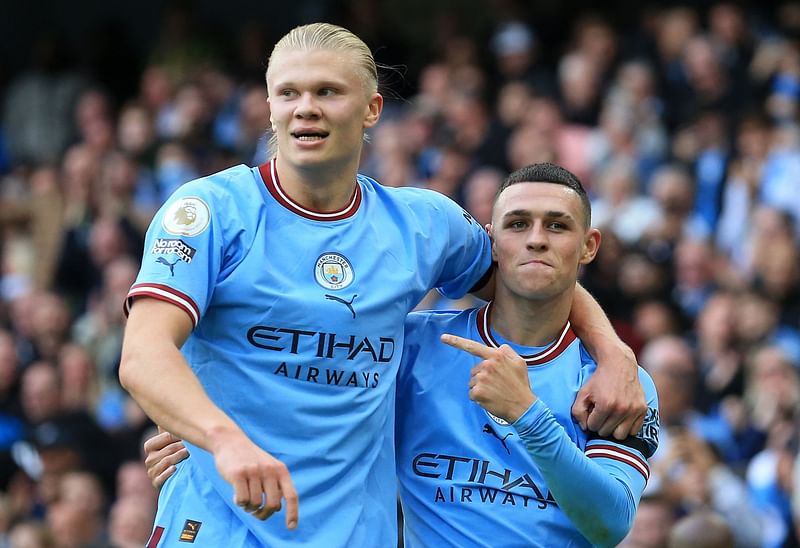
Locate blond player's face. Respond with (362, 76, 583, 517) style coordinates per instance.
(267, 49, 382, 171)
(489, 182, 599, 301)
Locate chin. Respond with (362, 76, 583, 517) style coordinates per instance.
(286, 152, 332, 167)
(515, 278, 564, 298)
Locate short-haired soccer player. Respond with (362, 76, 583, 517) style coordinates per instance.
(395, 163, 659, 547)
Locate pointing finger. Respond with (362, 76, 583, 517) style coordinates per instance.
(441, 334, 495, 360)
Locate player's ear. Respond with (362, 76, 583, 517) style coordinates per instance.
(487, 223, 498, 261)
(363, 93, 383, 128)
(579, 228, 601, 265)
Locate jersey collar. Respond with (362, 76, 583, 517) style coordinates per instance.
(476, 302, 576, 366)
(258, 159, 362, 221)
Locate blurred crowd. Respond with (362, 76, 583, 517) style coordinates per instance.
(0, 1, 800, 547)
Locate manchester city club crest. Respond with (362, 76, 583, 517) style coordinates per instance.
(315, 253, 354, 290)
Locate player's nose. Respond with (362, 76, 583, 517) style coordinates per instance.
(295, 92, 321, 118)
(526, 221, 548, 249)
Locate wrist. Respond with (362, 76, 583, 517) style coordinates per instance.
(596, 341, 636, 368)
(205, 423, 242, 453)
(505, 394, 537, 424)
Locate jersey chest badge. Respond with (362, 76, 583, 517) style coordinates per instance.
(315, 253, 354, 290)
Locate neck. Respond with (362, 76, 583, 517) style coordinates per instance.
(274, 155, 361, 212)
(490, 287, 573, 347)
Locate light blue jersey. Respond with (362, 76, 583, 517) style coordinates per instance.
(127, 160, 492, 547)
(396, 304, 660, 548)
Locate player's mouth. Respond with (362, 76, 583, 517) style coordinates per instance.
(291, 128, 330, 142)
(521, 259, 552, 268)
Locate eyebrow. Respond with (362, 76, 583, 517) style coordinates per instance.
(502, 209, 575, 221)
(271, 79, 348, 89)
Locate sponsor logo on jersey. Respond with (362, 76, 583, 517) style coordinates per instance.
(273, 362, 381, 389)
(412, 452, 557, 509)
(151, 238, 196, 263)
(162, 197, 210, 237)
(314, 253, 354, 290)
(247, 325, 395, 389)
(246, 325, 395, 363)
(178, 519, 201, 543)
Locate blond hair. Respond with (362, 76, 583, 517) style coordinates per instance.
(265, 23, 378, 157)
(268, 23, 377, 92)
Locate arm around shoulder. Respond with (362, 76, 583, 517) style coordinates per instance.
(569, 283, 646, 438)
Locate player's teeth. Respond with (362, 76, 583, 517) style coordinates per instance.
(298, 135, 323, 141)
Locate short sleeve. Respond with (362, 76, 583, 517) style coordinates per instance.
(431, 194, 493, 299)
(124, 181, 228, 328)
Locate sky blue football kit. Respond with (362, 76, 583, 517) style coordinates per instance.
(127, 159, 492, 547)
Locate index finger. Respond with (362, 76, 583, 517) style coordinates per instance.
(441, 333, 495, 359)
(281, 475, 299, 530)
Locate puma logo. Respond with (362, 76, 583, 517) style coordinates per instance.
(483, 423, 512, 454)
(156, 256, 179, 276)
(325, 294, 357, 318)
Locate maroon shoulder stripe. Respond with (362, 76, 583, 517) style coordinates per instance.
(125, 283, 201, 328)
(585, 443, 650, 481)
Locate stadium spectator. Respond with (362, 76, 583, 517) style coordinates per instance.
(667, 509, 734, 548)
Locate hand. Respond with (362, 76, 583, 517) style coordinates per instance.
(209, 427, 299, 528)
(144, 430, 189, 489)
(441, 334, 535, 423)
(571, 346, 646, 439)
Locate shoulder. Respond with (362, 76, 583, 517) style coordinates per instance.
(176, 164, 259, 202)
(405, 308, 474, 327)
(160, 165, 264, 233)
(404, 308, 475, 340)
(359, 175, 465, 213)
(400, 309, 477, 379)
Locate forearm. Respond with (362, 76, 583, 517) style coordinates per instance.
(120, 300, 242, 454)
(569, 283, 634, 364)
(120, 341, 240, 452)
(513, 400, 641, 547)
(569, 285, 645, 438)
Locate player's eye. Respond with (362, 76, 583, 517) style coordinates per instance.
(279, 89, 297, 97)
(318, 88, 337, 97)
(508, 220, 527, 230)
